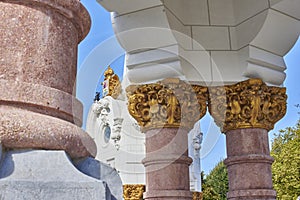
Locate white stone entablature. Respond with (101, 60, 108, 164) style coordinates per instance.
(98, 0, 300, 86)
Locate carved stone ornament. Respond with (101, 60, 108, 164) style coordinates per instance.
(102, 66, 122, 99)
(126, 78, 208, 132)
(208, 79, 287, 133)
(123, 184, 145, 200)
(92, 98, 110, 125)
(111, 118, 124, 150)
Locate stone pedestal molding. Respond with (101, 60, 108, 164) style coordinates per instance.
(127, 78, 208, 200)
(0, 0, 96, 158)
(123, 184, 203, 200)
(208, 79, 287, 200)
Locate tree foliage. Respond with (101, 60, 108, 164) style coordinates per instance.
(202, 160, 228, 200)
(271, 120, 300, 199)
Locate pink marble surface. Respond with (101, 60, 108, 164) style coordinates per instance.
(0, 79, 83, 126)
(143, 128, 192, 200)
(144, 190, 193, 200)
(225, 128, 276, 200)
(0, 106, 96, 158)
(226, 128, 270, 157)
(0, 2, 79, 94)
(0, 0, 94, 158)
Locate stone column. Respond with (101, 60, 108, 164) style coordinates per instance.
(126, 78, 208, 200)
(208, 79, 287, 200)
(0, 0, 96, 158)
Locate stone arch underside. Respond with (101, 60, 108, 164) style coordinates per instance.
(98, 0, 300, 86)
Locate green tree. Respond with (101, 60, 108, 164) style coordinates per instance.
(202, 185, 220, 200)
(202, 160, 228, 200)
(271, 120, 300, 199)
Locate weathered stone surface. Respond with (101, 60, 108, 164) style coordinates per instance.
(0, 150, 111, 200)
(75, 157, 123, 200)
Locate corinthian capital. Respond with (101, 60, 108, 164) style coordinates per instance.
(126, 78, 208, 132)
(123, 184, 145, 200)
(208, 79, 287, 133)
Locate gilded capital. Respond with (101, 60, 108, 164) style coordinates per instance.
(123, 184, 145, 200)
(208, 79, 287, 133)
(126, 78, 208, 132)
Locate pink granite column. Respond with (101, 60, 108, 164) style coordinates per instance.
(143, 128, 192, 200)
(225, 128, 275, 199)
(0, 0, 96, 158)
(127, 78, 208, 200)
(208, 79, 287, 200)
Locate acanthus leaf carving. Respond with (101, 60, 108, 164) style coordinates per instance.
(126, 78, 208, 132)
(208, 79, 287, 132)
(123, 184, 145, 200)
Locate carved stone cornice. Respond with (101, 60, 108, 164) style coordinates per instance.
(126, 78, 208, 132)
(102, 66, 122, 99)
(123, 184, 145, 200)
(208, 79, 287, 133)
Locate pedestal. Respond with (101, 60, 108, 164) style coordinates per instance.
(0, 0, 95, 158)
(0, 0, 122, 199)
(0, 150, 110, 199)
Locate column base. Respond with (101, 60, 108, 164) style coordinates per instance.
(144, 190, 192, 200)
(227, 189, 276, 200)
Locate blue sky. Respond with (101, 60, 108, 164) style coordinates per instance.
(77, 0, 300, 174)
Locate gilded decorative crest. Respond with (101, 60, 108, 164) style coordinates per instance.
(126, 78, 208, 132)
(123, 184, 145, 200)
(102, 66, 121, 99)
(208, 79, 287, 132)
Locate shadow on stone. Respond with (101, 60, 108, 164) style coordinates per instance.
(74, 157, 123, 200)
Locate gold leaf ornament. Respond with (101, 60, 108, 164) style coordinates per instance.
(126, 78, 208, 132)
(102, 66, 121, 99)
(123, 184, 145, 200)
(208, 79, 287, 132)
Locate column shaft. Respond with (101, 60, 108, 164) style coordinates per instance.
(143, 128, 192, 200)
(225, 128, 276, 200)
(208, 79, 287, 200)
(127, 78, 208, 200)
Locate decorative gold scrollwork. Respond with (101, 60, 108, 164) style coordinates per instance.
(126, 78, 208, 132)
(208, 79, 287, 132)
(123, 184, 145, 200)
(192, 191, 203, 200)
(102, 66, 121, 99)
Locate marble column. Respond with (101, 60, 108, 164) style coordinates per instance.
(126, 78, 208, 200)
(208, 79, 287, 200)
(0, 0, 95, 158)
